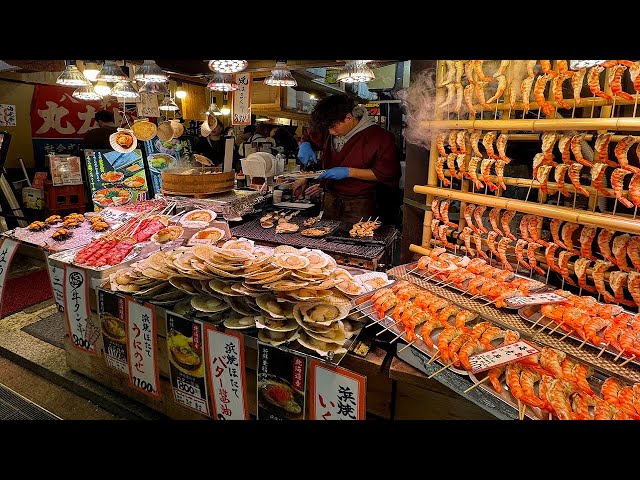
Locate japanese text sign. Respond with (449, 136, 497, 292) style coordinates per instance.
(0, 239, 20, 312)
(46, 257, 65, 312)
(127, 299, 160, 398)
(257, 342, 307, 420)
(166, 312, 210, 416)
(31, 84, 132, 139)
(469, 340, 540, 374)
(503, 292, 567, 308)
(63, 266, 97, 354)
(309, 359, 366, 420)
(232, 73, 252, 125)
(98, 289, 129, 375)
(204, 326, 248, 420)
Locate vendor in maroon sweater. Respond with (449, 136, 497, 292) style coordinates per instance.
(293, 94, 400, 224)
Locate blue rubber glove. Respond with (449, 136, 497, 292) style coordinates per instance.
(297, 142, 317, 166)
(317, 167, 350, 180)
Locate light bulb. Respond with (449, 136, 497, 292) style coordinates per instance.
(93, 80, 111, 96)
(220, 105, 231, 116)
(175, 88, 187, 99)
(82, 61, 100, 82)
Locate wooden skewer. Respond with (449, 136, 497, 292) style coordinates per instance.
(530, 315, 546, 329)
(428, 361, 456, 379)
(559, 330, 575, 341)
(619, 355, 636, 367)
(520, 402, 527, 421)
(597, 343, 609, 358)
(389, 330, 406, 344)
(375, 320, 400, 336)
(397, 341, 416, 353)
(614, 349, 626, 362)
(364, 318, 382, 329)
(549, 321, 566, 334)
(427, 352, 441, 364)
(578, 338, 588, 349)
(518, 400, 525, 420)
(463, 376, 490, 393)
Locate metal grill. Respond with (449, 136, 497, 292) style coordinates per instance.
(387, 264, 640, 384)
(0, 383, 61, 420)
(231, 217, 392, 260)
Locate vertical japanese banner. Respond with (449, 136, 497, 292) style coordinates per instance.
(166, 312, 210, 416)
(232, 72, 252, 125)
(126, 299, 160, 398)
(46, 255, 65, 312)
(99, 289, 128, 375)
(309, 359, 366, 420)
(0, 238, 20, 313)
(63, 266, 97, 354)
(257, 342, 307, 420)
(203, 326, 248, 420)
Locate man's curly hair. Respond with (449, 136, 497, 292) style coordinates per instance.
(310, 93, 357, 132)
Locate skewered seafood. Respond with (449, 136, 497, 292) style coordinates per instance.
(438, 60, 456, 87)
(486, 75, 507, 104)
(436, 132, 448, 157)
(497, 237, 514, 271)
(610, 64, 635, 101)
(534, 74, 555, 116)
(627, 235, 640, 271)
(574, 257, 596, 293)
(439, 199, 457, 228)
(561, 222, 580, 253)
(552, 74, 571, 109)
(571, 67, 587, 105)
(527, 215, 549, 247)
(570, 134, 593, 168)
(540, 60, 556, 77)
(628, 173, 640, 208)
(537, 165, 553, 194)
(486, 231, 499, 257)
(590, 163, 611, 197)
(456, 130, 468, 155)
(488, 207, 503, 236)
(587, 66, 612, 100)
(493, 60, 510, 78)
(482, 131, 499, 160)
(593, 260, 615, 303)
(515, 239, 530, 270)
(594, 133, 617, 167)
(436, 157, 451, 187)
(597, 229, 617, 265)
(349, 219, 381, 238)
(500, 210, 516, 240)
(454, 83, 464, 114)
(51, 228, 72, 241)
(470, 131, 483, 157)
(456, 154, 468, 180)
(555, 164, 571, 197)
(496, 134, 511, 164)
(527, 242, 546, 275)
(579, 226, 598, 260)
(614, 136, 640, 173)
(463, 204, 478, 233)
(520, 75, 535, 114)
(447, 153, 460, 180)
(468, 156, 484, 189)
(473, 60, 493, 82)
(568, 163, 590, 197)
(611, 168, 634, 208)
(612, 233, 632, 271)
(473, 233, 488, 260)
(448, 131, 460, 155)
(460, 226, 475, 256)
(473, 205, 488, 233)
(464, 84, 477, 116)
(438, 83, 456, 109)
(558, 250, 578, 286)
(481, 158, 497, 191)
(519, 215, 534, 242)
(495, 159, 507, 190)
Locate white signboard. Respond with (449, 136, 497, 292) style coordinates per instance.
(469, 340, 540, 374)
(63, 266, 96, 353)
(309, 359, 366, 420)
(232, 73, 252, 125)
(136, 94, 160, 118)
(126, 299, 160, 398)
(0, 239, 20, 310)
(46, 257, 65, 312)
(204, 326, 248, 420)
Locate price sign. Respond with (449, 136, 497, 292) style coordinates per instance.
(309, 359, 366, 420)
(166, 312, 210, 416)
(126, 299, 160, 398)
(46, 257, 65, 312)
(63, 266, 97, 354)
(232, 73, 252, 125)
(204, 326, 248, 420)
(98, 289, 128, 374)
(257, 342, 307, 420)
(469, 340, 540, 374)
(0, 238, 20, 310)
(503, 292, 567, 308)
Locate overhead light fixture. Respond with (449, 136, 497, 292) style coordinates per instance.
(220, 93, 231, 115)
(175, 82, 187, 99)
(208, 60, 247, 73)
(569, 60, 607, 70)
(337, 60, 375, 83)
(56, 60, 92, 87)
(82, 61, 100, 82)
(207, 72, 239, 91)
(111, 81, 140, 99)
(159, 96, 180, 111)
(96, 60, 128, 82)
(139, 80, 168, 96)
(264, 60, 297, 87)
(255, 117, 269, 122)
(207, 99, 222, 116)
(72, 85, 102, 100)
(134, 59, 169, 83)
(93, 80, 111, 96)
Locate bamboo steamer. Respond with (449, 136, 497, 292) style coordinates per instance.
(161, 167, 235, 195)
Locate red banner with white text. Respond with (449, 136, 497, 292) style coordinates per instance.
(31, 85, 135, 139)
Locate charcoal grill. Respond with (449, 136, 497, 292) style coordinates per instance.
(231, 216, 398, 271)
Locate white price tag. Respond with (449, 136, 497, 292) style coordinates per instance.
(309, 359, 366, 420)
(63, 266, 96, 353)
(469, 340, 540, 374)
(204, 327, 248, 420)
(126, 300, 160, 398)
(0, 238, 19, 310)
(46, 257, 65, 312)
(504, 292, 567, 308)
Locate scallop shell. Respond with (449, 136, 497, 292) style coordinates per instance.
(221, 238, 255, 252)
(332, 268, 355, 282)
(230, 282, 263, 297)
(173, 298, 197, 316)
(157, 121, 175, 142)
(342, 318, 365, 337)
(190, 294, 227, 312)
(287, 288, 333, 301)
(293, 311, 334, 334)
(225, 296, 257, 316)
(355, 272, 391, 291)
(117, 283, 141, 292)
(153, 287, 187, 300)
(132, 282, 168, 299)
(193, 153, 212, 166)
(192, 244, 218, 263)
(305, 320, 348, 345)
(264, 279, 309, 292)
(244, 265, 282, 278)
(109, 128, 138, 153)
(273, 245, 298, 254)
(208, 278, 242, 296)
(256, 294, 288, 318)
(302, 249, 331, 269)
(169, 277, 198, 295)
(224, 314, 258, 330)
(244, 270, 291, 285)
(140, 268, 171, 280)
(170, 119, 184, 138)
(273, 253, 310, 270)
(335, 279, 367, 297)
(297, 330, 347, 357)
(255, 316, 299, 332)
(131, 118, 157, 141)
(258, 327, 300, 346)
(295, 301, 351, 325)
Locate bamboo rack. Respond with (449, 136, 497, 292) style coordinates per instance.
(420, 117, 640, 132)
(414, 185, 640, 235)
(467, 94, 640, 114)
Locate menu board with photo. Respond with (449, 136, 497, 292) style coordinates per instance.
(142, 137, 193, 195)
(83, 148, 150, 212)
(49, 154, 83, 186)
